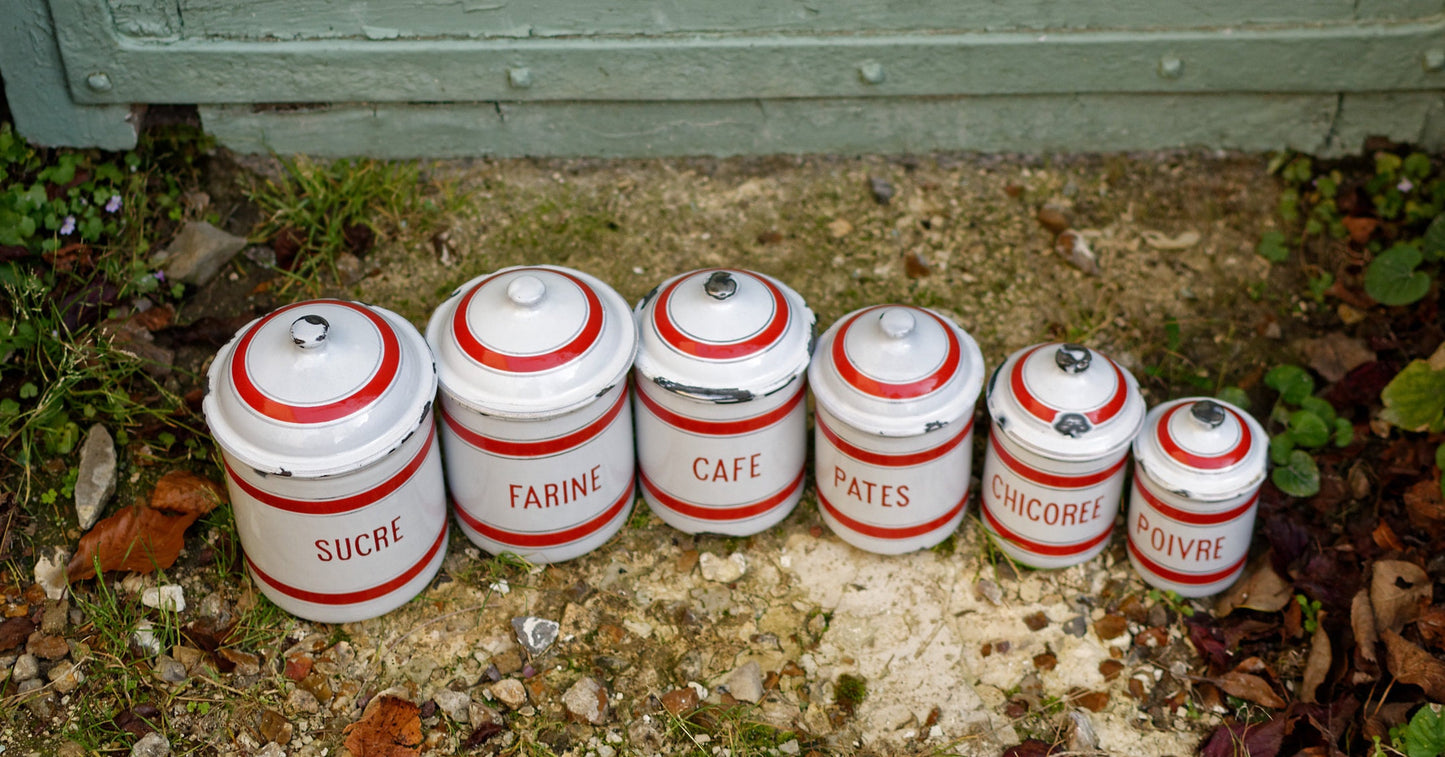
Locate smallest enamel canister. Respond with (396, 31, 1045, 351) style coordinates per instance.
(1128, 397, 1267, 597)
(809, 306, 985, 554)
(980, 343, 1145, 568)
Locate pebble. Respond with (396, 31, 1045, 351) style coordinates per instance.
(511, 617, 559, 657)
(660, 687, 699, 715)
(1063, 616, 1088, 638)
(141, 586, 186, 613)
(286, 688, 321, 715)
(154, 655, 187, 683)
(130, 731, 171, 757)
(48, 660, 85, 693)
(254, 744, 285, 757)
(41, 601, 68, 634)
(258, 709, 292, 745)
(490, 678, 528, 709)
(153, 220, 248, 286)
(219, 648, 261, 677)
(434, 689, 471, 723)
(563, 677, 608, 725)
(172, 645, 205, 672)
(12, 653, 39, 682)
(779, 739, 801, 755)
(74, 424, 116, 530)
(699, 552, 747, 583)
(34, 547, 71, 601)
(1066, 709, 1099, 751)
(401, 656, 437, 684)
(868, 177, 895, 205)
(721, 661, 764, 704)
(973, 579, 1003, 605)
(27, 632, 70, 660)
(132, 621, 162, 656)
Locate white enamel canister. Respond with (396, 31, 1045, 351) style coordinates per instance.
(809, 306, 985, 554)
(979, 343, 1145, 568)
(204, 299, 447, 623)
(633, 269, 815, 535)
(427, 265, 638, 564)
(1128, 397, 1267, 597)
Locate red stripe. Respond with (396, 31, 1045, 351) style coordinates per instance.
(1009, 345, 1127, 426)
(1127, 539, 1248, 586)
(989, 430, 1128, 488)
(817, 414, 973, 467)
(441, 385, 627, 458)
(452, 483, 632, 549)
(635, 381, 804, 436)
(819, 490, 968, 540)
(981, 503, 1114, 557)
(451, 268, 604, 372)
(652, 269, 788, 360)
(233, 300, 400, 424)
(1133, 479, 1257, 526)
(640, 469, 804, 522)
(224, 423, 437, 515)
(1156, 404, 1253, 470)
(245, 522, 447, 605)
(830, 307, 960, 399)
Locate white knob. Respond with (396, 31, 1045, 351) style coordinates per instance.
(879, 308, 916, 339)
(290, 315, 329, 349)
(507, 275, 546, 307)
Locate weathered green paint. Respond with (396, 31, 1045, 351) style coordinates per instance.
(53, 12, 1445, 105)
(0, 0, 136, 149)
(199, 92, 1445, 159)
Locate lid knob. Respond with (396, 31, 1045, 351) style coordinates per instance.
(290, 315, 329, 350)
(703, 270, 738, 300)
(878, 308, 916, 339)
(506, 275, 547, 307)
(1055, 343, 1092, 374)
(1190, 399, 1226, 429)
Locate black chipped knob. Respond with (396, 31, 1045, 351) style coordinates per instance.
(1055, 344, 1092, 374)
(1190, 399, 1226, 428)
(704, 270, 738, 300)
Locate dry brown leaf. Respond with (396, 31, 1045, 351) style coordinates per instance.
(1383, 629, 1445, 701)
(1215, 555, 1292, 615)
(1036, 204, 1072, 235)
(1054, 230, 1100, 275)
(1419, 606, 1445, 650)
(343, 693, 423, 757)
(1215, 671, 1287, 709)
(1404, 479, 1445, 534)
(1296, 334, 1377, 384)
(1372, 559, 1432, 636)
(1300, 618, 1331, 703)
(67, 471, 225, 581)
(1342, 216, 1379, 245)
(1352, 589, 1378, 665)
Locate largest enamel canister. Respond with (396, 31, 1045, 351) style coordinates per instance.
(204, 299, 448, 623)
(1127, 397, 1267, 597)
(427, 265, 638, 564)
(808, 305, 986, 554)
(979, 342, 1145, 568)
(633, 268, 815, 536)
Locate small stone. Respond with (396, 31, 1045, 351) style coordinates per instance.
(699, 552, 747, 583)
(133, 621, 162, 656)
(1033, 652, 1057, 671)
(57, 741, 87, 757)
(172, 645, 206, 672)
(1062, 616, 1088, 638)
(153, 220, 248, 286)
(297, 672, 332, 702)
(258, 708, 292, 745)
(1036, 204, 1072, 235)
(335, 252, 366, 285)
(721, 661, 764, 704)
(1023, 611, 1049, 631)
(1070, 688, 1110, 713)
(511, 616, 560, 657)
(41, 600, 68, 634)
(434, 689, 471, 723)
(660, 687, 700, 715)
(868, 177, 895, 205)
(155, 654, 188, 683)
(401, 655, 437, 684)
(219, 648, 261, 676)
(563, 676, 608, 725)
(286, 687, 321, 714)
(1099, 659, 1125, 681)
(12, 653, 39, 682)
(141, 585, 186, 613)
(75, 424, 117, 530)
(34, 547, 71, 600)
(255, 744, 286, 757)
(827, 218, 854, 238)
(973, 579, 1003, 605)
(491, 678, 528, 709)
(20, 680, 55, 719)
(48, 660, 86, 693)
(27, 631, 70, 660)
(1066, 709, 1100, 752)
(1094, 614, 1128, 641)
(130, 730, 171, 757)
(779, 739, 801, 755)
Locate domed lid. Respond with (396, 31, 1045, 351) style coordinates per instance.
(809, 305, 984, 436)
(1133, 397, 1267, 499)
(986, 342, 1145, 460)
(634, 268, 815, 401)
(426, 265, 637, 418)
(203, 299, 436, 477)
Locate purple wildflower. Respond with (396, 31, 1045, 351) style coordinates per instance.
(59, 216, 76, 235)
(153, 270, 166, 282)
(1398, 179, 1414, 193)
(105, 194, 122, 213)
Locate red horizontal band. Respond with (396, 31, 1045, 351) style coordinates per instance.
(1010, 344, 1128, 426)
(233, 300, 400, 424)
(452, 482, 632, 549)
(830, 307, 961, 399)
(990, 430, 1128, 488)
(640, 469, 804, 522)
(635, 381, 804, 436)
(442, 385, 627, 458)
(1127, 539, 1248, 586)
(819, 490, 968, 540)
(981, 502, 1114, 557)
(1133, 479, 1258, 526)
(224, 423, 437, 515)
(818, 413, 973, 467)
(451, 268, 604, 373)
(1156, 403, 1254, 470)
(653, 269, 788, 360)
(245, 521, 447, 606)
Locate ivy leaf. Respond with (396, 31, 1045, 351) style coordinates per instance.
(1272, 450, 1320, 498)
(1256, 231, 1289, 263)
(1288, 410, 1331, 448)
(1298, 396, 1336, 426)
(1265, 365, 1315, 405)
(1215, 386, 1251, 411)
(1269, 434, 1296, 466)
(1380, 360, 1445, 432)
(1364, 243, 1430, 306)
(1402, 704, 1445, 757)
(1423, 214, 1445, 262)
(1333, 418, 1353, 448)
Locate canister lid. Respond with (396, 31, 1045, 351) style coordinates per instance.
(809, 305, 985, 436)
(986, 342, 1145, 460)
(203, 299, 437, 477)
(634, 268, 815, 401)
(1133, 397, 1267, 499)
(426, 265, 637, 417)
